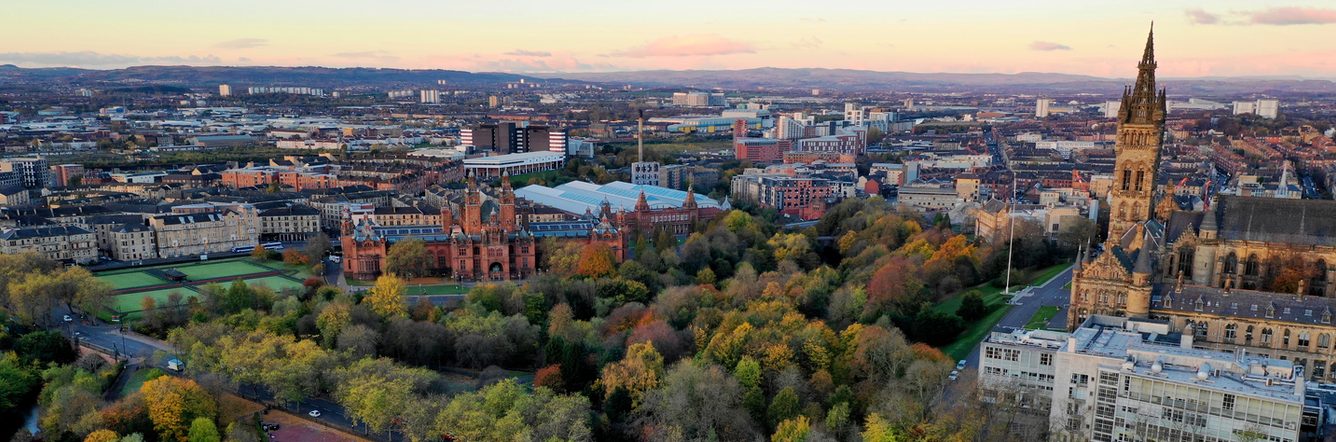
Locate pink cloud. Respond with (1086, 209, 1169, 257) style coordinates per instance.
(1185, 8, 1220, 25)
(1247, 7, 1336, 25)
(1029, 41, 1072, 51)
(607, 34, 757, 58)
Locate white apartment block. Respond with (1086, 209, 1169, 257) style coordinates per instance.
(1234, 99, 1280, 119)
(980, 315, 1307, 442)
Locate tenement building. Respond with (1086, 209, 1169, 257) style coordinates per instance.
(1069, 27, 1336, 387)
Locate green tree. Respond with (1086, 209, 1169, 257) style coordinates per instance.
(768, 387, 800, 429)
(140, 377, 217, 442)
(187, 417, 220, 442)
(956, 291, 987, 321)
(385, 238, 430, 278)
(862, 413, 901, 442)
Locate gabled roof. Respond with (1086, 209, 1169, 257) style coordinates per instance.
(1215, 196, 1336, 247)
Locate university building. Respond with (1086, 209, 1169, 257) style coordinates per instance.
(1068, 27, 1336, 386)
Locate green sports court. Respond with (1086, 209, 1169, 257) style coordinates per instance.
(96, 258, 310, 317)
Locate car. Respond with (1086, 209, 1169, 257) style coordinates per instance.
(948, 370, 960, 381)
(63, 315, 73, 322)
(308, 410, 322, 418)
(956, 359, 967, 370)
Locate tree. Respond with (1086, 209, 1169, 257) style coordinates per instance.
(303, 232, 332, 263)
(187, 418, 220, 442)
(772, 416, 812, 442)
(250, 246, 269, 260)
(85, 430, 119, 442)
(281, 249, 307, 265)
(338, 375, 410, 436)
(316, 302, 352, 347)
(17, 331, 76, 364)
(385, 238, 430, 278)
(575, 243, 616, 278)
(956, 291, 987, 321)
(140, 377, 217, 442)
(862, 413, 901, 442)
(636, 362, 758, 441)
(768, 387, 800, 429)
(597, 342, 663, 408)
(366, 274, 407, 318)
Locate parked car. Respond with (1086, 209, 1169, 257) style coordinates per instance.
(308, 410, 322, 418)
(167, 359, 184, 371)
(63, 315, 73, 322)
(948, 370, 960, 381)
(956, 359, 967, 370)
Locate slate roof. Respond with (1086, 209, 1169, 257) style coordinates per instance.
(1215, 196, 1336, 247)
(0, 225, 93, 240)
(1153, 283, 1336, 327)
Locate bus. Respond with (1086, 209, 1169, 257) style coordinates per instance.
(232, 242, 285, 254)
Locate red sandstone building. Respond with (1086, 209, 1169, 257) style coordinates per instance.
(341, 173, 623, 281)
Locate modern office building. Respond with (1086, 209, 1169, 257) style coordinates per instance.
(981, 315, 1307, 442)
(0, 157, 49, 189)
(461, 122, 567, 154)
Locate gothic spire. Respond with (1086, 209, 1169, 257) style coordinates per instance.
(1121, 24, 1164, 125)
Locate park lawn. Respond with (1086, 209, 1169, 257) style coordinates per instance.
(98, 272, 166, 290)
(119, 367, 166, 398)
(110, 287, 200, 313)
(242, 275, 306, 292)
(936, 284, 1014, 361)
(177, 260, 274, 280)
(1024, 306, 1061, 330)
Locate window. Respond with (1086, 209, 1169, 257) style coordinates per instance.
(1225, 324, 1237, 341)
(1320, 334, 1330, 349)
(1262, 328, 1273, 345)
(1041, 353, 1053, 366)
(1223, 393, 1236, 411)
(1121, 170, 1131, 191)
(1299, 332, 1311, 349)
(1134, 170, 1145, 192)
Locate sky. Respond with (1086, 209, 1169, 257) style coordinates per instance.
(2, 0, 1335, 78)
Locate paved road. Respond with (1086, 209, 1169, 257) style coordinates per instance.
(51, 306, 384, 441)
(940, 265, 1073, 403)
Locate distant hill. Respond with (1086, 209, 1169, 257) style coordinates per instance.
(535, 67, 1336, 95)
(1, 64, 1332, 96)
(0, 64, 567, 89)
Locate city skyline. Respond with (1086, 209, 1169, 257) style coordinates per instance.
(3, 0, 1336, 78)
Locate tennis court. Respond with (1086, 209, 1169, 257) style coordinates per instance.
(110, 287, 201, 313)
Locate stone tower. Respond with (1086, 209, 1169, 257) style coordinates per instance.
(1107, 25, 1167, 237)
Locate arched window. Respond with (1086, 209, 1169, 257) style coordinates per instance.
(1122, 170, 1132, 191)
(1132, 202, 1142, 219)
(1223, 252, 1238, 276)
(1284, 329, 1292, 347)
(1135, 170, 1145, 192)
(1299, 332, 1311, 349)
(1320, 334, 1331, 349)
(1314, 259, 1329, 297)
(1225, 324, 1238, 342)
(1195, 322, 1208, 338)
(1178, 248, 1195, 279)
(1245, 254, 1260, 277)
(1261, 328, 1273, 345)
(1246, 325, 1255, 344)
(1118, 202, 1128, 219)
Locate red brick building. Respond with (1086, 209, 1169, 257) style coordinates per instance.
(341, 173, 623, 281)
